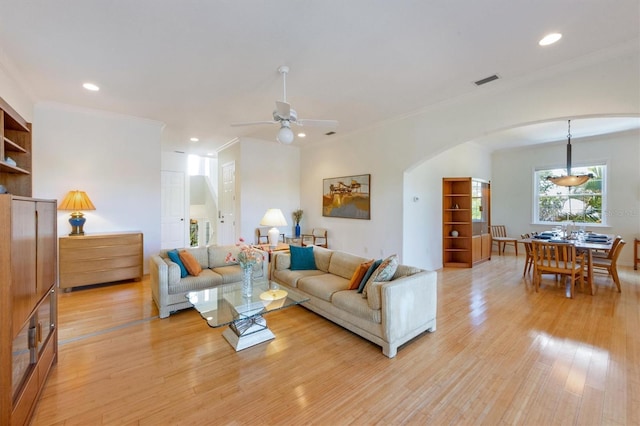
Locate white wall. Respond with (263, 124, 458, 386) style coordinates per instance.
(32, 102, 163, 273)
(218, 137, 301, 244)
(299, 45, 639, 266)
(240, 138, 300, 240)
(0, 57, 33, 121)
(492, 129, 640, 266)
(404, 142, 492, 270)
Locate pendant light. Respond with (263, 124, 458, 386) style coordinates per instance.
(547, 120, 593, 187)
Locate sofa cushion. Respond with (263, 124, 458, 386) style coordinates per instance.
(166, 260, 182, 286)
(169, 269, 222, 294)
(328, 251, 370, 280)
(180, 250, 203, 276)
(297, 274, 350, 302)
(311, 245, 333, 272)
(357, 259, 381, 293)
(167, 249, 188, 278)
(211, 264, 245, 284)
(363, 254, 398, 297)
(290, 245, 317, 270)
(272, 268, 326, 288)
(348, 260, 374, 290)
(366, 281, 384, 310)
(209, 245, 235, 268)
(331, 290, 381, 323)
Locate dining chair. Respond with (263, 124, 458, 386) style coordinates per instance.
(592, 235, 622, 259)
(531, 240, 585, 298)
(592, 240, 625, 292)
(491, 225, 519, 256)
(520, 233, 533, 276)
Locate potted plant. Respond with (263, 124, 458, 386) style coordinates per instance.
(292, 209, 303, 237)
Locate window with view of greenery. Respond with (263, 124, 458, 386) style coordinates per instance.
(471, 180, 484, 221)
(534, 164, 606, 224)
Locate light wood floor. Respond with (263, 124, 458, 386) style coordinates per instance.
(32, 254, 639, 425)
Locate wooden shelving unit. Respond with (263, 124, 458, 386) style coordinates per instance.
(442, 177, 491, 268)
(0, 96, 32, 197)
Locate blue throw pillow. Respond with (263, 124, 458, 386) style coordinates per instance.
(290, 245, 317, 270)
(357, 259, 382, 293)
(168, 249, 188, 278)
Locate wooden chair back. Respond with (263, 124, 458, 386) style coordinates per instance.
(531, 240, 585, 297)
(302, 228, 328, 248)
(491, 225, 507, 238)
(592, 240, 626, 292)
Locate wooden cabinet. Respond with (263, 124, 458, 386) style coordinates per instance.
(59, 232, 143, 290)
(0, 96, 32, 197)
(1, 195, 57, 426)
(443, 177, 491, 268)
(472, 234, 492, 264)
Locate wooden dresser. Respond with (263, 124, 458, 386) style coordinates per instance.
(59, 232, 143, 291)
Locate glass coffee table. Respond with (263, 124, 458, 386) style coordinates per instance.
(186, 281, 309, 351)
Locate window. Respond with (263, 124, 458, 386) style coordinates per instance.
(471, 180, 485, 221)
(534, 164, 606, 225)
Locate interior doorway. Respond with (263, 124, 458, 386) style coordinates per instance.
(219, 161, 236, 245)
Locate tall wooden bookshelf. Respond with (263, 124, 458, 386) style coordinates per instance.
(0, 96, 32, 197)
(442, 177, 491, 268)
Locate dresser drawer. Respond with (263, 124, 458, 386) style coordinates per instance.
(58, 232, 143, 289)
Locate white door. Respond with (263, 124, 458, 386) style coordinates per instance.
(219, 162, 236, 245)
(161, 171, 185, 249)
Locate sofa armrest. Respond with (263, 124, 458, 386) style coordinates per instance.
(255, 248, 269, 279)
(380, 270, 437, 342)
(150, 255, 169, 316)
(150, 255, 182, 318)
(272, 251, 291, 271)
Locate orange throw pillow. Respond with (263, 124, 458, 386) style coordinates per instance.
(179, 250, 202, 276)
(348, 260, 374, 290)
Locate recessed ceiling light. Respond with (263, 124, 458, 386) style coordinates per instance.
(82, 82, 100, 91)
(190, 137, 199, 142)
(539, 33, 562, 46)
(297, 133, 306, 138)
(207, 152, 214, 156)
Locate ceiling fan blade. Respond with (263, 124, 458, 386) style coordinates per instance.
(296, 119, 339, 128)
(230, 120, 278, 127)
(275, 101, 291, 119)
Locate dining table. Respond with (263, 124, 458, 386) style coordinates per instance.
(520, 233, 614, 296)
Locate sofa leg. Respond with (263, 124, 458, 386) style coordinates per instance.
(382, 344, 397, 358)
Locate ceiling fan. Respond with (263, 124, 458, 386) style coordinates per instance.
(231, 65, 339, 144)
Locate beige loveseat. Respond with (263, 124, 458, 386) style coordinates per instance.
(150, 245, 268, 318)
(271, 246, 437, 358)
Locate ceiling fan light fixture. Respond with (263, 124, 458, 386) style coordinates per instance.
(277, 123, 294, 144)
(546, 119, 592, 187)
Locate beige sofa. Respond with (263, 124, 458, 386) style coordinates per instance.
(271, 246, 437, 358)
(150, 245, 268, 318)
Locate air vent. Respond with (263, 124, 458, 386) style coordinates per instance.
(174, 150, 185, 154)
(474, 74, 500, 86)
(325, 131, 336, 136)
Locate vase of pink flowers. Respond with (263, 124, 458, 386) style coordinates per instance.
(226, 238, 263, 297)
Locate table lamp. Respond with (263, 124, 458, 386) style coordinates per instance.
(58, 190, 96, 235)
(259, 208, 287, 249)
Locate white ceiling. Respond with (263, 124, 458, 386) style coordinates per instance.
(0, 1, 638, 156)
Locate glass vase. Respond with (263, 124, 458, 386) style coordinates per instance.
(242, 266, 253, 298)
